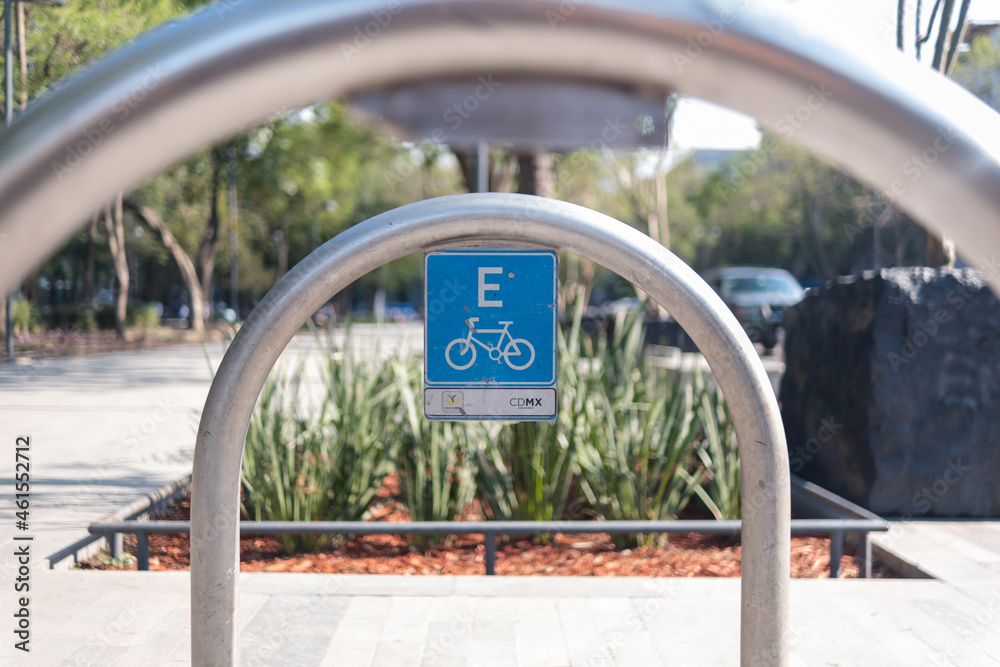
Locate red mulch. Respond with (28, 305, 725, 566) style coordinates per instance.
(80, 475, 897, 578)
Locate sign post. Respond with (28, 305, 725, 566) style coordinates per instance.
(424, 249, 557, 420)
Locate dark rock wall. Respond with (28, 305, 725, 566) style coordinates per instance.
(780, 276, 880, 506)
(780, 268, 1000, 517)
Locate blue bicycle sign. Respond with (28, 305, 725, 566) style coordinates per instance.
(445, 318, 535, 371)
(425, 250, 557, 391)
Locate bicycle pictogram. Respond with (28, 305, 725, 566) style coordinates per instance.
(445, 318, 535, 371)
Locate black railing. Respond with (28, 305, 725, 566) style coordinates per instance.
(90, 517, 888, 576)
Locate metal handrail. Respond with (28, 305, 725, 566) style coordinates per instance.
(90, 518, 888, 576)
(47, 474, 191, 569)
(789, 474, 885, 578)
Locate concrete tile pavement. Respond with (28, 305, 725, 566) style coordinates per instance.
(874, 521, 1000, 592)
(872, 518, 1000, 666)
(6, 571, 1000, 666)
(0, 342, 225, 569)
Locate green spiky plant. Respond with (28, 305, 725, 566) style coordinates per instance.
(472, 312, 581, 526)
(240, 332, 396, 553)
(570, 302, 707, 546)
(392, 356, 477, 546)
(688, 377, 742, 520)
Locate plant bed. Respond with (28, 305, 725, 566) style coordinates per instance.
(79, 314, 898, 579)
(78, 489, 898, 579)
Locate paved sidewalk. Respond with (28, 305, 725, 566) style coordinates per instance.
(7, 570, 999, 666)
(873, 520, 1000, 603)
(0, 325, 425, 569)
(0, 342, 221, 567)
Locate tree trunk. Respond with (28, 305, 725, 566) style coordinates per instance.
(931, 0, 957, 72)
(104, 193, 129, 339)
(276, 229, 289, 280)
(945, 0, 973, 74)
(454, 150, 479, 193)
(514, 150, 601, 307)
(82, 215, 96, 304)
(493, 154, 518, 192)
(896, 0, 906, 51)
(515, 151, 555, 198)
(124, 201, 205, 332)
(198, 150, 225, 314)
(901, 0, 961, 267)
(455, 148, 518, 193)
(807, 198, 835, 280)
(654, 174, 668, 249)
(915, 0, 924, 58)
(17, 1, 26, 109)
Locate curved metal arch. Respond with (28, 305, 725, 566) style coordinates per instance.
(1, 0, 1000, 295)
(192, 194, 789, 666)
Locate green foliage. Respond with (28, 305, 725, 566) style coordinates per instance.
(241, 337, 396, 554)
(42, 304, 97, 332)
(20, 0, 188, 103)
(688, 379, 741, 520)
(12, 300, 43, 335)
(474, 418, 577, 524)
(569, 307, 705, 546)
(238, 314, 743, 554)
(686, 138, 860, 277)
(126, 303, 160, 329)
(553, 150, 644, 227)
(472, 317, 583, 525)
(392, 357, 476, 546)
(953, 32, 1000, 110)
(135, 148, 230, 266)
(239, 103, 392, 275)
(16, 1, 462, 316)
(660, 136, 928, 278)
(84, 551, 136, 570)
(550, 132, 924, 291)
(74, 306, 98, 332)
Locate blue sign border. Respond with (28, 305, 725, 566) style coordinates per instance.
(424, 250, 557, 388)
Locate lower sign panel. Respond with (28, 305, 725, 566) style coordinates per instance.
(425, 388, 557, 420)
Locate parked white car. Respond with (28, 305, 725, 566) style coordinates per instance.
(701, 267, 805, 351)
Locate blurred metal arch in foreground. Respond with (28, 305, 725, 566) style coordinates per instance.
(1, 0, 1000, 291)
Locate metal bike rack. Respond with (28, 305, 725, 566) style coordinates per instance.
(191, 193, 790, 666)
(0, 1, 999, 665)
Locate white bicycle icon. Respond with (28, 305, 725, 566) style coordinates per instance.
(445, 318, 535, 371)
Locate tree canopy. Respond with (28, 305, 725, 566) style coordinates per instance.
(5, 2, 1000, 335)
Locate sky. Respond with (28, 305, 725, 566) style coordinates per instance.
(670, 0, 1000, 159)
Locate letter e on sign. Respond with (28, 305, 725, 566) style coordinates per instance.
(479, 267, 503, 307)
